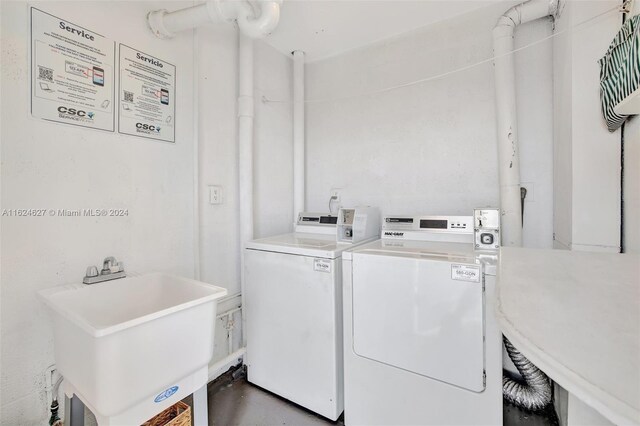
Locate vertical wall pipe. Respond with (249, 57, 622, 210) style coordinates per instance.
(493, 0, 557, 411)
(293, 51, 305, 222)
(493, 0, 557, 247)
(238, 33, 254, 345)
(193, 31, 201, 281)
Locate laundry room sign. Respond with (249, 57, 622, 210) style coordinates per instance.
(30, 8, 115, 131)
(118, 44, 176, 142)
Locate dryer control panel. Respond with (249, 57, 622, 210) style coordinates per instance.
(382, 215, 474, 242)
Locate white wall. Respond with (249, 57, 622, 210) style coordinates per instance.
(253, 41, 294, 239)
(198, 32, 293, 298)
(0, 1, 196, 424)
(553, 0, 622, 252)
(624, 117, 640, 253)
(197, 25, 240, 296)
(623, 1, 640, 254)
(305, 1, 555, 248)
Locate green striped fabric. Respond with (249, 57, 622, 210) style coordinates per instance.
(599, 14, 640, 132)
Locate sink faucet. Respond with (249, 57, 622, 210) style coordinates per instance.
(84, 256, 126, 284)
(101, 256, 117, 275)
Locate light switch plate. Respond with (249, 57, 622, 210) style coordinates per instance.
(209, 185, 222, 205)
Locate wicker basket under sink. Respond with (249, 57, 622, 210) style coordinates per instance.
(141, 400, 191, 426)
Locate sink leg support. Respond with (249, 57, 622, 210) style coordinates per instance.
(65, 395, 85, 426)
(193, 384, 208, 426)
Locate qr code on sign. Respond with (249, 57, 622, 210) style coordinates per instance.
(124, 91, 134, 102)
(38, 66, 53, 82)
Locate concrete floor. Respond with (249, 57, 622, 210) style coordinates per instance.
(206, 368, 559, 426)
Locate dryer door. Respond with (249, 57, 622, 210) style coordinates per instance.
(352, 251, 485, 392)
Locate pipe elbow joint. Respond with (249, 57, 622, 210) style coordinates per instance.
(147, 9, 175, 39)
(237, 1, 282, 39)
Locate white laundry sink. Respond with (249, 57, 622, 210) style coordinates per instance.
(39, 272, 227, 425)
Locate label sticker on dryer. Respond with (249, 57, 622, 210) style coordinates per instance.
(451, 264, 480, 282)
(314, 258, 332, 273)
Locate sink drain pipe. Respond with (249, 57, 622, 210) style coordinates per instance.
(48, 375, 64, 426)
(492, 0, 556, 410)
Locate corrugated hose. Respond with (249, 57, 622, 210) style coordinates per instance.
(503, 336, 552, 411)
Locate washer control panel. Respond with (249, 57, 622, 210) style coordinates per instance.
(295, 212, 338, 235)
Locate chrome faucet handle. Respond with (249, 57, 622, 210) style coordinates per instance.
(85, 266, 99, 278)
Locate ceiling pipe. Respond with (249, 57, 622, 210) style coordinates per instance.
(292, 51, 305, 225)
(147, 0, 283, 40)
(492, 0, 558, 247)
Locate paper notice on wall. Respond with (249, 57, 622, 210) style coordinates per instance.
(118, 44, 175, 143)
(31, 8, 115, 131)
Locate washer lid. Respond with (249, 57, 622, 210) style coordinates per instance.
(246, 232, 368, 259)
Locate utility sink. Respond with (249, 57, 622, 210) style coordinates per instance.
(39, 273, 227, 425)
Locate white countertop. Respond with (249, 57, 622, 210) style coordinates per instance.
(496, 247, 640, 425)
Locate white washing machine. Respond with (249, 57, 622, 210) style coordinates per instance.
(245, 208, 379, 421)
(342, 214, 502, 426)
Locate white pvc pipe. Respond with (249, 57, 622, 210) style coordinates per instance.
(237, 1, 282, 39)
(193, 30, 201, 281)
(238, 33, 254, 347)
(492, 0, 557, 247)
(161, 4, 214, 35)
(147, 1, 282, 40)
(293, 51, 305, 222)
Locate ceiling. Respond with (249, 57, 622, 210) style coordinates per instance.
(264, 0, 505, 62)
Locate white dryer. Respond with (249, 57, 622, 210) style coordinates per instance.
(245, 209, 379, 421)
(342, 214, 502, 426)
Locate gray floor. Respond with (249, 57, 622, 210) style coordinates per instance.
(208, 375, 338, 426)
(206, 368, 559, 426)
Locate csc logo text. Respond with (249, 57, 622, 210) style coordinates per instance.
(136, 123, 160, 132)
(58, 106, 86, 116)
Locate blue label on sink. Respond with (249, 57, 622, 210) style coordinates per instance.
(154, 386, 179, 403)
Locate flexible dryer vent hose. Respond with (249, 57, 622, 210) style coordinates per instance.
(503, 336, 552, 411)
